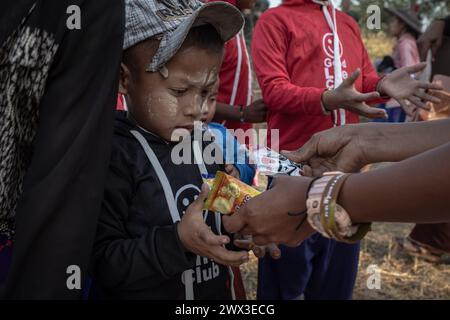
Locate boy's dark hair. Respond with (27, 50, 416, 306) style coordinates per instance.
(180, 24, 224, 55)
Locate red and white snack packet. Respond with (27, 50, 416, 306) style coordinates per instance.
(250, 147, 304, 177)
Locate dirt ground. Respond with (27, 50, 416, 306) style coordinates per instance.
(241, 222, 450, 300)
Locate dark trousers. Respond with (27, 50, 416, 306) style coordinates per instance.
(257, 234, 360, 300)
(409, 223, 450, 253)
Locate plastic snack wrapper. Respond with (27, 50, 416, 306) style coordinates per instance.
(203, 171, 261, 215)
(250, 147, 304, 177)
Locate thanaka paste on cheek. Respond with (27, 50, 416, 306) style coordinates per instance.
(145, 94, 157, 120)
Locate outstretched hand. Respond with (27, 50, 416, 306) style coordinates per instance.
(322, 69, 387, 119)
(282, 124, 375, 176)
(378, 63, 443, 111)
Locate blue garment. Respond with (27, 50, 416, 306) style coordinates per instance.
(207, 122, 255, 185)
(258, 234, 360, 300)
(372, 104, 406, 123)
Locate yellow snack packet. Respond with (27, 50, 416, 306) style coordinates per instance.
(204, 171, 261, 215)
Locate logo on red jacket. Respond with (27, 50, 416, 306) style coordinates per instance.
(322, 32, 348, 90)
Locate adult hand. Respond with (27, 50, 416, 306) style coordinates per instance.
(322, 69, 387, 119)
(243, 99, 267, 123)
(417, 20, 445, 61)
(378, 63, 443, 111)
(178, 184, 249, 267)
(282, 124, 377, 176)
(223, 175, 315, 247)
(233, 235, 281, 259)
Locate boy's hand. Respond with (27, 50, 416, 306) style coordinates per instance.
(322, 69, 387, 119)
(225, 164, 240, 180)
(177, 184, 249, 267)
(377, 63, 443, 111)
(243, 99, 267, 123)
(233, 235, 281, 259)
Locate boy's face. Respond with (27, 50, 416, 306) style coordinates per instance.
(120, 44, 223, 142)
(201, 81, 219, 124)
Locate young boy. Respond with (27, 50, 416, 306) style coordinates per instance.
(201, 82, 256, 185)
(91, 0, 249, 299)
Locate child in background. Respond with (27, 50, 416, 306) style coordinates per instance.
(91, 0, 249, 300)
(201, 82, 256, 185)
(385, 8, 422, 121)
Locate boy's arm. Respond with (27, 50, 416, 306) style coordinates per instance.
(92, 153, 196, 291)
(251, 15, 327, 116)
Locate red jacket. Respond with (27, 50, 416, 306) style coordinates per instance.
(218, 30, 253, 133)
(212, 0, 252, 133)
(252, 0, 382, 150)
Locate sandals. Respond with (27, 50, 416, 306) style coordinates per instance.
(394, 236, 445, 263)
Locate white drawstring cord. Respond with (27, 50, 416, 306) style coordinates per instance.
(314, 0, 346, 125)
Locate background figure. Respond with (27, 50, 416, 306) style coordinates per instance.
(251, 0, 381, 300)
(396, 15, 450, 263)
(341, 0, 359, 22)
(0, 0, 124, 299)
(385, 8, 422, 122)
(210, 0, 268, 147)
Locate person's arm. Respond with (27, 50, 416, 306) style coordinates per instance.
(214, 103, 241, 122)
(213, 100, 267, 124)
(339, 142, 450, 224)
(417, 19, 447, 60)
(222, 142, 450, 246)
(223, 119, 450, 246)
(284, 119, 450, 175)
(213, 39, 267, 124)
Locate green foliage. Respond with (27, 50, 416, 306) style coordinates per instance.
(347, 0, 449, 33)
(344, 0, 449, 62)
